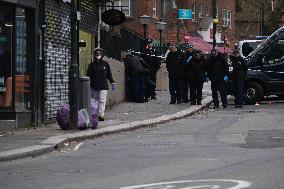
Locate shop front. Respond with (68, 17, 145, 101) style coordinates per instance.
(0, 1, 38, 130)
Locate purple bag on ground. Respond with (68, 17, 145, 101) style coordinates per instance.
(56, 103, 71, 130)
(77, 109, 89, 130)
(90, 99, 99, 129)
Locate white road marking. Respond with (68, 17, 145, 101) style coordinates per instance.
(120, 179, 252, 189)
(73, 143, 84, 151)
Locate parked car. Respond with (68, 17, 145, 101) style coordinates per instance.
(228, 26, 284, 104)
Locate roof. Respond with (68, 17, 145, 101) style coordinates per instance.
(179, 36, 233, 54)
(199, 17, 212, 30)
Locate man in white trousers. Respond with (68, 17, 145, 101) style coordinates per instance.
(87, 48, 116, 121)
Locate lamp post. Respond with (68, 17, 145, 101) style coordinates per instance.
(70, 0, 80, 129)
(139, 15, 151, 39)
(155, 21, 167, 55)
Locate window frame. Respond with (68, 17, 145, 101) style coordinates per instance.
(205, 4, 209, 16)
(192, 2, 196, 21)
(227, 10, 231, 27)
(152, 0, 157, 18)
(199, 3, 203, 18)
(222, 9, 228, 27)
(106, 0, 131, 17)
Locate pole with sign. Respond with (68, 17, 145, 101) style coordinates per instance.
(177, 9, 192, 19)
(177, 9, 192, 45)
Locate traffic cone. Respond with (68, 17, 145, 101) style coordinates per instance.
(255, 101, 260, 106)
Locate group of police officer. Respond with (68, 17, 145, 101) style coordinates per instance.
(124, 37, 248, 108)
(166, 43, 248, 108)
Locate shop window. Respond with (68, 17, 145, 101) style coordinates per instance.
(15, 8, 30, 110)
(0, 3, 12, 108)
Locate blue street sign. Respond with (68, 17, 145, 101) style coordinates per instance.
(178, 9, 192, 19)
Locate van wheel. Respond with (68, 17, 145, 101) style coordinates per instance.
(244, 82, 264, 105)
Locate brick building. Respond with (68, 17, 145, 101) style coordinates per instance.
(107, 0, 236, 52)
(235, 0, 284, 40)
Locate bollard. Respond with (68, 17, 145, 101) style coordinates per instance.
(79, 76, 91, 118)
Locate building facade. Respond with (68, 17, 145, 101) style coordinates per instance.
(235, 0, 284, 40)
(107, 0, 236, 52)
(0, 0, 101, 129)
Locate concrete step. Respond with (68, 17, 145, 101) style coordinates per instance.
(0, 120, 16, 131)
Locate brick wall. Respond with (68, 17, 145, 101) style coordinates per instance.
(105, 57, 125, 107)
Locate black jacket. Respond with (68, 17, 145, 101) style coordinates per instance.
(142, 48, 161, 79)
(183, 50, 195, 79)
(166, 50, 183, 79)
(206, 53, 229, 81)
(187, 53, 206, 82)
(87, 58, 115, 90)
(231, 55, 248, 81)
(124, 54, 144, 77)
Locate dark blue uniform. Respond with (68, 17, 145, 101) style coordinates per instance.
(231, 55, 247, 107)
(206, 51, 229, 108)
(166, 49, 183, 104)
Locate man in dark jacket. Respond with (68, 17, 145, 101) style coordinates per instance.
(87, 48, 116, 121)
(181, 44, 194, 103)
(141, 38, 161, 100)
(188, 50, 206, 105)
(230, 51, 248, 108)
(166, 44, 183, 104)
(206, 49, 229, 108)
(124, 51, 145, 103)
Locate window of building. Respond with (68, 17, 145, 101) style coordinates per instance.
(152, 0, 157, 17)
(107, 0, 131, 16)
(222, 9, 231, 27)
(199, 3, 203, 18)
(161, 0, 166, 18)
(205, 5, 209, 16)
(192, 3, 196, 21)
(216, 6, 218, 18)
(227, 10, 231, 27)
(15, 7, 30, 110)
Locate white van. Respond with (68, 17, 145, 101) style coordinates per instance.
(238, 40, 263, 59)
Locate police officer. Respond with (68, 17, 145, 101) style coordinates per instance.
(206, 49, 229, 109)
(231, 51, 247, 108)
(188, 50, 206, 105)
(166, 44, 183, 104)
(141, 38, 161, 100)
(181, 44, 194, 103)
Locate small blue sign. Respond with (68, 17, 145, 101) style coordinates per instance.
(178, 9, 192, 20)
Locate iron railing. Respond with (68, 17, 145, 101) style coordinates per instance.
(100, 27, 167, 60)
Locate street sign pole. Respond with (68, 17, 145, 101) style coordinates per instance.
(70, 0, 79, 129)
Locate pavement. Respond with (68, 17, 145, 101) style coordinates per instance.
(0, 84, 213, 162)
